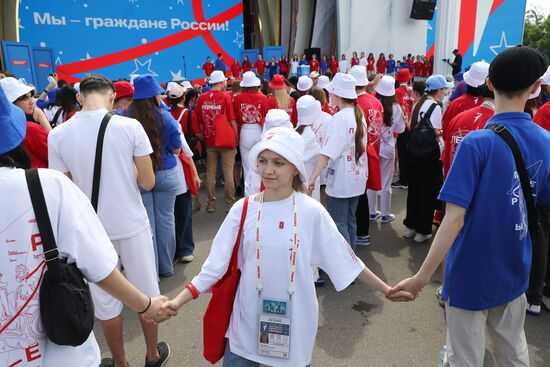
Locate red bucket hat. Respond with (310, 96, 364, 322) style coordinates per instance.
(396, 69, 412, 83)
(269, 74, 286, 90)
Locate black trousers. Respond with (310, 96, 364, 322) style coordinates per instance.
(356, 190, 370, 236)
(404, 161, 443, 235)
(526, 206, 550, 305)
(396, 131, 410, 184)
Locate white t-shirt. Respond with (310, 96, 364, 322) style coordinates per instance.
(0, 168, 118, 367)
(321, 107, 368, 198)
(48, 108, 153, 240)
(417, 97, 444, 152)
(379, 103, 406, 159)
(312, 111, 332, 186)
(338, 60, 349, 73)
(300, 126, 321, 201)
(359, 57, 367, 66)
(192, 193, 365, 367)
(43, 106, 61, 124)
(290, 61, 299, 74)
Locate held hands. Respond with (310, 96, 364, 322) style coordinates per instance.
(141, 296, 178, 323)
(385, 275, 428, 301)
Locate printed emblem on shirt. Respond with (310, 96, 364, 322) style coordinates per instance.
(241, 104, 262, 124)
(507, 160, 542, 239)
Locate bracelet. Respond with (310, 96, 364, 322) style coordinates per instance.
(185, 282, 199, 299)
(138, 296, 152, 314)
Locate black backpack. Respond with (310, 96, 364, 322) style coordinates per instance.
(406, 103, 440, 164)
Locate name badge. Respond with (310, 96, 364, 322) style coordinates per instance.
(258, 298, 291, 359)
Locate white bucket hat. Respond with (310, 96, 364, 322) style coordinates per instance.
(249, 126, 307, 182)
(529, 86, 541, 100)
(328, 72, 357, 99)
(0, 77, 34, 102)
(375, 75, 396, 97)
(166, 81, 185, 98)
(262, 109, 293, 138)
(209, 70, 227, 85)
(350, 65, 368, 87)
(240, 71, 261, 87)
(318, 75, 330, 90)
(541, 66, 550, 86)
(297, 75, 313, 92)
(296, 95, 321, 126)
(463, 61, 490, 88)
(73, 82, 81, 94)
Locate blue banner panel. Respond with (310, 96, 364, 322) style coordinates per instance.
(32, 47, 55, 92)
(1, 42, 36, 85)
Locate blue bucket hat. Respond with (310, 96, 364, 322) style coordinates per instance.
(47, 87, 58, 105)
(133, 75, 165, 100)
(0, 85, 27, 154)
(425, 75, 454, 92)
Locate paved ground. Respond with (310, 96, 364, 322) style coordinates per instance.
(95, 187, 550, 366)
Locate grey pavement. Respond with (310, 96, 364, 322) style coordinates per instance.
(95, 187, 550, 366)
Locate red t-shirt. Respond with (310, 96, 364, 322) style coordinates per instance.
(24, 122, 48, 168)
(351, 57, 360, 67)
(357, 93, 384, 153)
(242, 61, 253, 73)
(195, 90, 236, 147)
(230, 62, 241, 78)
(170, 107, 201, 135)
(421, 62, 429, 77)
(367, 58, 375, 71)
(533, 101, 550, 132)
(413, 61, 423, 76)
(278, 60, 290, 74)
(442, 93, 484, 132)
(310, 59, 320, 72)
(255, 60, 266, 75)
(442, 104, 494, 176)
(203, 62, 215, 77)
(395, 85, 414, 125)
(329, 60, 339, 74)
(322, 100, 333, 115)
(376, 59, 387, 74)
(233, 92, 268, 127)
(267, 95, 297, 126)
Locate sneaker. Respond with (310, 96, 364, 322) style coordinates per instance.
(99, 358, 128, 367)
(391, 180, 408, 189)
(433, 210, 442, 226)
(381, 214, 396, 223)
(413, 233, 432, 243)
(542, 295, 550, 311)
(436, 286, 445, 308)
(206, 203, 216, 213)
(145, 342, 170, 367)
(181, 255, 194, 263)
(356, 235, 371, 246)
(314, 278, 325, 287)
(369, 211, 382, 221)
(403, 227, 416, 239)
(526, 303, 541, 315)
(438, 345, 449, 367)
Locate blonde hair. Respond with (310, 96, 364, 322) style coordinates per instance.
(273, 89, 290, 109)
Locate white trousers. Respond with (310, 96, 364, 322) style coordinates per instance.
(446, 295, 529, 367)
(89, 227, 160, 320)
(367, 154, 395, 216)
(240, 124, 262, 196)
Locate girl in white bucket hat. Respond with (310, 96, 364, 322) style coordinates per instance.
(308, 72, 368, 251)
(164, 126, 413, 367)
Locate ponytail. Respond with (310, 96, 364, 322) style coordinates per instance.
(352, 102, 365, 163)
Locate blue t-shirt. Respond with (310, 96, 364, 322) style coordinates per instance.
(298, 59, 308, 66)
(450, 80, 467, 102)
(400, 61, 408, 70)
(320, 60, 329, 74)
(439, 112, 550, 311)
(214, 58, 226, 72)
(387, 59, 396, 74)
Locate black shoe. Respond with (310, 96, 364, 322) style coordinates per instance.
(145, 342, 170, 367)
(391, 180, 408, 189)
(100, 358, 128, 367)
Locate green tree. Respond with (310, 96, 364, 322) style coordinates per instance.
(523, 12, 550, 60)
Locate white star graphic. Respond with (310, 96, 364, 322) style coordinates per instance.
(55, 56, 62, 65)
(233, 31, 244, 48)
(129, 58, 158, 77)
(170, 70, 184, 81)
(18, 18, 24, 29)
(489, 32, 514, 56)
(177, 0, 184, 4)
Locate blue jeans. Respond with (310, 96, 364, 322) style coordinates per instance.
(222, 342, 310, 367)
(141, 166, 179, 276)
(327, 195, 360, 251)
(174, 191, 195, 257)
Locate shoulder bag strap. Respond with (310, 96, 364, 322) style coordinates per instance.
(25, 169, 60, 272)
(91, 112, 114, 212)
(177, 107, 187, 124)
(52, 108, 63, 126)
(487, 124, 540, 241)
(229, 196, 250, 271)
(187, 109, 194, 136)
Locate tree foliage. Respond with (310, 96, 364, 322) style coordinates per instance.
(523, 12, 550, 60)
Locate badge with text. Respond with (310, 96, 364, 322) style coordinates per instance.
(258, 298, 291, 359)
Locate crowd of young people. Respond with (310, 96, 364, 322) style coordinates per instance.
(1, 44, 550, 367)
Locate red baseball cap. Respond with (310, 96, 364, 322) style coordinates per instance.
(396, 69, 412, 83)
(114, 81, 134, 100)
(269, 74, 286, 90)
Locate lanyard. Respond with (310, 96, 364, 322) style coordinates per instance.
(255, 192, 298, 299)
(481, 101, 495, 111)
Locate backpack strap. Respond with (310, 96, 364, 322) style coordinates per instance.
(91, 112, 114, 212)
(487, 124, 540, 242)
(52, 108, 63, 126)
(418, 103, 438, 128)
(187, 109, 194, 136)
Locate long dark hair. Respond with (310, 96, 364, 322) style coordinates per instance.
(376, 93, 396, 127)
(128, 98, 164, 171)
(0, 144, 31, 169)
(167, 96, 184, 110)
(342, 98, 365, 163)
(410, 90, 440, 130)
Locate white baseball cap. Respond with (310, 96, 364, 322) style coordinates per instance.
(375, 75, 396, 97)
(541, 66, 550, 86)
(182, 80, 193, 90)
(209, 70, 227, 85)
(249, 126, 307, 182)
(166, 82, 185, 98)
(328, 72, 357, 99)
(350, 65, 368, 87)
(310, 71, 320, 79)
(529, 86, 541, 100)
(463, 61, 490, 88)
(297, 75, 313, 92)
(0, 77, 34, 102)
(318, 75, 330, 90)
(296, 95, 321, 126)
(240, 71, 261, 87)
(261, 109, 293, 138)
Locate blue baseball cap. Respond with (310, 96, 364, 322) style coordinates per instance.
(133, 75, 165, 100)
(0, 85, 27, 154)
(454, 72, 464, 82)
(425, 75, 454, 92)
